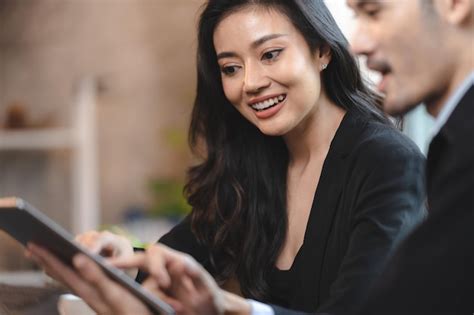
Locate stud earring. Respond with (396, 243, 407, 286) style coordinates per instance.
(321, 63, 327, 70)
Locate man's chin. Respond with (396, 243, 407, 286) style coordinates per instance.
(383, 97, 420, 117)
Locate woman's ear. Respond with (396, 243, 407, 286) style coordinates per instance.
(316, 44, 332, 71)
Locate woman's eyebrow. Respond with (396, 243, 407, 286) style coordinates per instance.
(216, 33, 288, 61)
(251, 33, 288, 49)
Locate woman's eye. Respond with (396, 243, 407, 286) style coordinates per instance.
(262, 49, 282, 61)
(221, 66, 239, 76)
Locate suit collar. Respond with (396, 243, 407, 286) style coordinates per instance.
(431, 72, 474, 137)
(435, 85, 474, 143)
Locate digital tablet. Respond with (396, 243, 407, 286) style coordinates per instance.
(0, 197, 175, 315)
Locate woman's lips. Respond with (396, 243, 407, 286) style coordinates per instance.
(254, 97, 286, 119)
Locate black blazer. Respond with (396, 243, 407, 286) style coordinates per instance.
(273, 85, 474, 315)
(154, 110, 426, 314)
(355, 84, 474, 315)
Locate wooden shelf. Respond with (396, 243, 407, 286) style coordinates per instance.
(0, 78, 100, 234)
(0, 129, 75, 150)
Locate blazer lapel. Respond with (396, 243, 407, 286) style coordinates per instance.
(293, 110, 368, 309)
(427, 85, 474, 213)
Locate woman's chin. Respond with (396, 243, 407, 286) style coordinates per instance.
(258, 126, 288, 137)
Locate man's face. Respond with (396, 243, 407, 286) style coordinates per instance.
(347, 0, 453, 116)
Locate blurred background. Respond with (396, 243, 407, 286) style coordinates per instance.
(0, 0, 433, 272)
(0, 0, 202, 272)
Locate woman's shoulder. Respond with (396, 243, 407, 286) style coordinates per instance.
(159, 216, 207, 255)
(351, 116, 424, 165)
(336, 115, 425, 173)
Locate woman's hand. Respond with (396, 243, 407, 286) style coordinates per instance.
(112, 244, 252, 315)
(26, 242, 251, 315)
(75, 230, 133, 258)
(26, 243, 153, 315)
(75, 230, 137, 278)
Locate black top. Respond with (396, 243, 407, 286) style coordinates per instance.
(152, 110, 426, 314)
(268, 265, 297, 307)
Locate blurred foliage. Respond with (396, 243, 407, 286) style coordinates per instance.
(147, 126, 192, 218)
(148, 178, 191, 218)
(163, 127, 188, 151)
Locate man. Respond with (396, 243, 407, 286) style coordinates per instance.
(343, 0, 474, 313)
(29, 0, 473, 314)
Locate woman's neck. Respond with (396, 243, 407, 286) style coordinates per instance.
(283, 98, 346, 169)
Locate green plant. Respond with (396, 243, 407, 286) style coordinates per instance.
(148, 178, 191, 218)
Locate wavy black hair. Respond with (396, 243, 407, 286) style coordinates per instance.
(184, 0, 388, 300)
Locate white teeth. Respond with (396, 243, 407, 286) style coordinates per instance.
(250, 94, 286, 111)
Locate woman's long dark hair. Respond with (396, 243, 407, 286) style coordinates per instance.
(185, 0, 389, 300)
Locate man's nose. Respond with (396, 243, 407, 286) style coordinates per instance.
(350, 24, 376, 56)
(243, 62, 271, 94)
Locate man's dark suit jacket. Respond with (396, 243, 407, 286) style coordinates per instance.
(272, 85, 474, 315)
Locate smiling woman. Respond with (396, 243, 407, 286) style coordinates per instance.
(29, 0, 427, 314)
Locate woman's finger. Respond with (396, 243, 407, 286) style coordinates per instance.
(109, 251, 147, 268)
(27, 243, 111, 314)
(75, 231, 100, 251)
(141, 276, 159, 292)
(73, 254, 126, 304)
(27, 243, 70, 285)
(76, 230, 130, 258)
(141, 277, 184, 313)
(168, 260, 197, 295)
(72, 254, 152, 315)
(144, 245, 173, 288)
(111, 246, 172, 288)
(167, 260, 225, 315)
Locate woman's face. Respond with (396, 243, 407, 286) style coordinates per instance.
(213, 6, 327, 136)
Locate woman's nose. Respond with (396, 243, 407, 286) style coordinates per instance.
(243, 62, 271, 94)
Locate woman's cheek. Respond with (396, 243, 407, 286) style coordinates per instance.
(222, 80, 241, 107)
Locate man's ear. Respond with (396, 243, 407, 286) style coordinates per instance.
(434, 0, 472, 26)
